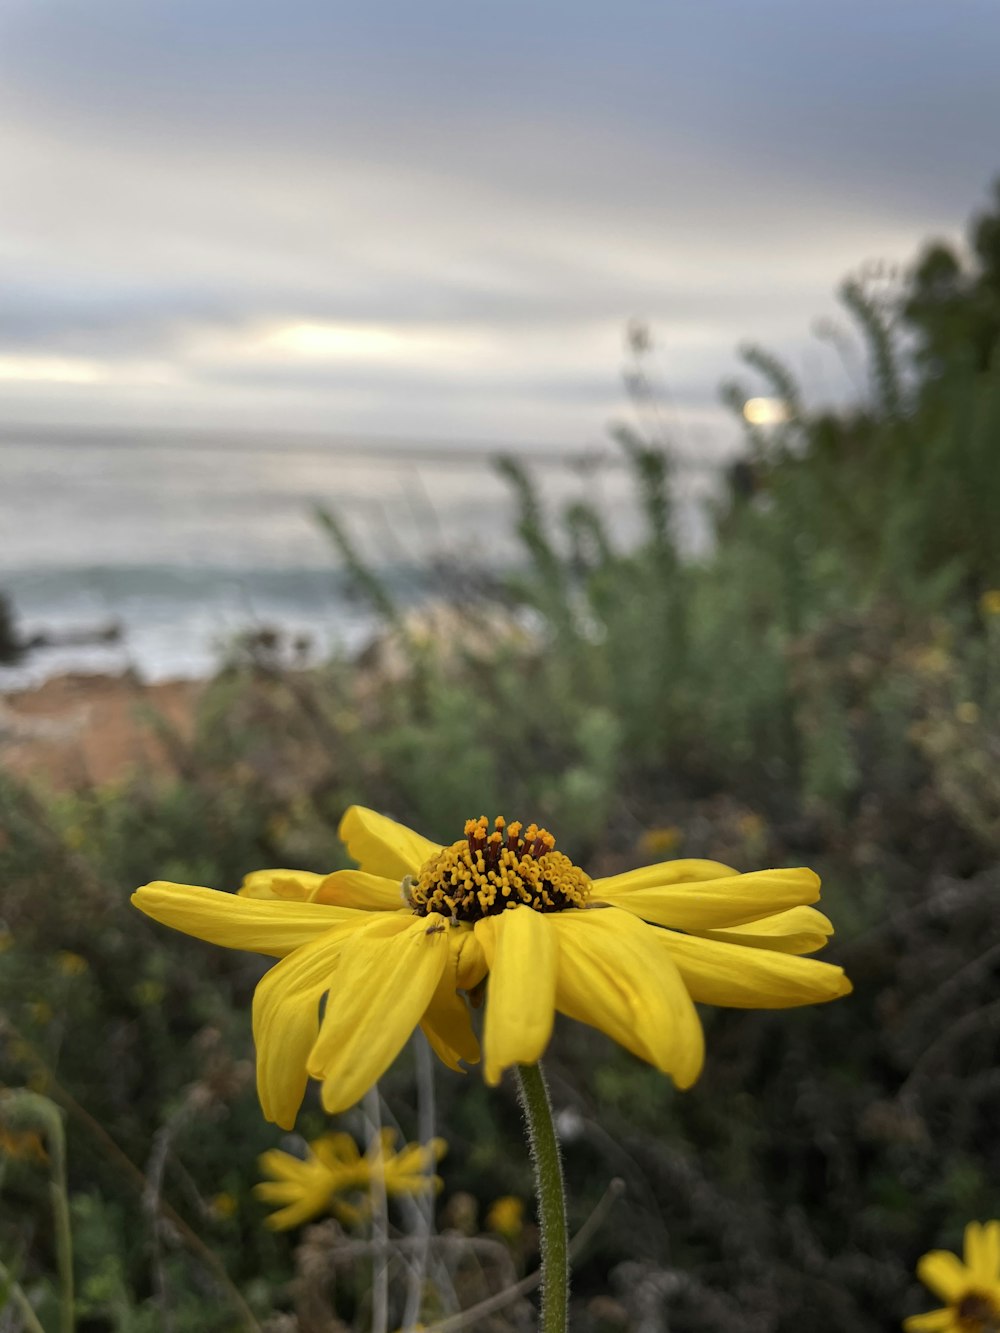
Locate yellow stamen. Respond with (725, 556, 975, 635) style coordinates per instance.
(408, 817, 591, 921)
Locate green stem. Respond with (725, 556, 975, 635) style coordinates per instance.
(515, 1062, 569, 1333)
(0, 1259, 48, 1333)
(47, 1111, 74, 1333)
(362, 1086, 389, 1333)
(0, 1089, 74, 1332)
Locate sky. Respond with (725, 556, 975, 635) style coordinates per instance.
(1, 0, 998, 453)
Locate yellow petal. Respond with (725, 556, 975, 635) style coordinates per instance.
(475, 908, 559, 1084)
(656, 928, 851, 1007)
(981, 1221, 1000, 1279)
(902, 1310, 955, 1332)
(451, 926, 489, 991)
(370, 1128, 397, 1161)
(132, 881, 363, 958)
(254, 1180, 305, 1203)
(694, 906, 834, 955)
(595, 858, 736, 896)
(387, 1137, 447, 1183)
(418, 924, 484, 1070)
(313, 1133, 362, 1170)
(421, 980, 481, 1071)
(338, 805, 442, 879)
(239, 869, 327, 901)
(256, 1148, 310, 1182)
(252, 921, 364, 1127)
(549, 909, 704, 1088)
(308, 914, 450, 1114)
(314, 870, 407, 911)
(965, 1221, 1000, 1283)
(917, 1250, 970, 1302)
(596, 867, 821, 931)
(253, 1186, 324, 1231)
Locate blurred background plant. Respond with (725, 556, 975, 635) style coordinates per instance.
(3, 187, 1000, 1331)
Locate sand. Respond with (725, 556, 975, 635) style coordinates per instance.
(0, 672, 204, 789)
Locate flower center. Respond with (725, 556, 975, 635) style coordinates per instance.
(957, 1293, 1000, 1331)
(407, 816, 591, 921)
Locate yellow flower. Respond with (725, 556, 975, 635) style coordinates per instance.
(132, 806, 851, 1127)
(210, 1191, 238, 1219)
(0, 1125, 48, 1165)
(637, 827, 683, 857)
(132, 979, 166, 1007)
(737, 812, 766, 840)
(255, 1130, 446, 1231)
(487, 1194, 525, 1239)
(980, 590, 1000, 617)
(55, 951, 88, 977)
(905, 1221, 1000, 1332)
(911, 644, 951, 678)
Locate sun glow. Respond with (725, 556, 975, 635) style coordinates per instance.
(743, 396, 791, 426)
(0, 355, 107, 384)
(264, 321, 440, 361)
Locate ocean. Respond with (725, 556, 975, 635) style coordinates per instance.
(0, 427, 721, 688)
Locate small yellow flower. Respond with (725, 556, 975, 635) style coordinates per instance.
(905, 1221, 1000, 1331)
(132, 979, 166, 1007)
(737, 812, 765, 839)
(637, 827, 683, 857)
(980, 591, 1000, 617)
(0, 1125, 48, 1165)
(486, 1194, 525, 1239)
(132, 806, 851, 1126)
(267, 814, 291, 841)
(55, 951, 88, 977)
(255, 1130, 446, 1231)
(913, 646, 951, 677)
(956, 702, 981, 726)
(210, 1191, 238, 1219)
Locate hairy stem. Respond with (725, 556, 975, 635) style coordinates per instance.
(515, 1062, 568, 1333)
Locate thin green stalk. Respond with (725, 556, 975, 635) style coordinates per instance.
(1, 1048, 261, 1333)
(47, 1109, 74, 1333)
(363, 1086, 389, 1333)
(0, 1259, 48, 1333)
(401, 1031, 437, 1331)
(0, 1090, 74, 1333)
(515, 1062, 568, 1333)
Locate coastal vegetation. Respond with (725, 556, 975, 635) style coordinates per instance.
(2, 184, 1000, 1331)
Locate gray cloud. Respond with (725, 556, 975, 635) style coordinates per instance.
(0, 0, 997, 444)
(4, 1, 996, 209)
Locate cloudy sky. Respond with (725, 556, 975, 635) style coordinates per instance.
(1, 0, 998, 451)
